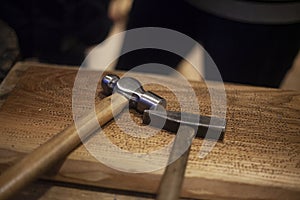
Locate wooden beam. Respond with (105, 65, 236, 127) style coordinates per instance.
(0, 62, 299, 199)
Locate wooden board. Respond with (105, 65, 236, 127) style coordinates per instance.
(0, 62, 300, 199)
(11, 180, 154, 200)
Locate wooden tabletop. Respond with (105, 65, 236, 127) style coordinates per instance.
(0, 61, 299, 200)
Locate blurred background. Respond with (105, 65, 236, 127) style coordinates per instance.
(0, 0, 299, 89)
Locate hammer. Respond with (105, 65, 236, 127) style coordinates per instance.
(0, 74, 225, 199)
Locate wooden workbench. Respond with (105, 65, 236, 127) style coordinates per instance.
(0, 62, 299, 199)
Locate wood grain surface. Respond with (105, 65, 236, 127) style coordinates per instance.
(11, 180, 154, 200)
(0, 91, 129, 200)
(0, 62, 300, 199)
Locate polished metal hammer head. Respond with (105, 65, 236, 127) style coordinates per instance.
(101, 74, 166, 113)
(101, 74, 226, 140)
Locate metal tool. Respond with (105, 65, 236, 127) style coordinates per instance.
(143, 110, 226, 140)
(102, 74, 166, 113)
(103, 74, 226, 140)
(0, 73, 226, 200)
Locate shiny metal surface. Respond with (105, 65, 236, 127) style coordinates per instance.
(101, 74, 166, 113)
(143, 110, 226, 140)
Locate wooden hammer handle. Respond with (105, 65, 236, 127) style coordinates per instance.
(0, 93, 128, 200)
(156, 126, 195, 200)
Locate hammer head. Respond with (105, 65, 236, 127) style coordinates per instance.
(101, 74, 226, 140)
(102, 74, 166, 113)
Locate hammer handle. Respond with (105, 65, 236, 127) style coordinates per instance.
(156, 126, 195, 200)
(0, 93, 128, 200)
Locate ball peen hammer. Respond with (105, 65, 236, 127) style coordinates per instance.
(0, 73, 226, 200)
(0, 74, 166, 200)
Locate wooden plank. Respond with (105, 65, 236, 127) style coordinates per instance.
(0, 62, 300, 199)
(0, 62, 156, 200)
(0, 61, 76, 108)
(11, 180, 154, 200)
